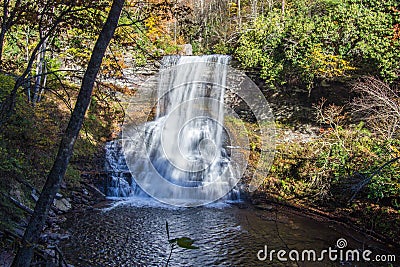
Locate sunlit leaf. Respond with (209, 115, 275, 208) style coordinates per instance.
(176, 237, 199, 249)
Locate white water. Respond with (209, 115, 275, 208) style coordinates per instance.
(105, 55, 241, 206)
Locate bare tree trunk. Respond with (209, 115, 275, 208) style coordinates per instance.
(238, 0, 241, 27)
(0, 0, 10, 65)
(0, 25, 6, 64)
(32, 38, 47, 105)
(37, 60, 47, 102)
(252, 0, 257, 21)
(11, 0, 125, 266)
(32, 48, 43, 103)
(25, 27, 32, 102)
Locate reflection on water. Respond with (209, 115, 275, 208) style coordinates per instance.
(61, 201, 399, 266)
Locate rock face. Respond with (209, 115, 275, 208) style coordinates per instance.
(183, 44, 193, 55)
(53, 198, 71, 212)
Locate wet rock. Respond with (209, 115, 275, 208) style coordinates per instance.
(47, 216, 58, 226)
(41, 232, 70, 244)
(18, 217, 28, 228)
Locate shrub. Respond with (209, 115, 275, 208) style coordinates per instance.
(351, 77, 400, 139)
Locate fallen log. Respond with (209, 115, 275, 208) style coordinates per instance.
(81, 181, 106, 198)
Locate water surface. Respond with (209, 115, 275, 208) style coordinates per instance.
(60, 200, 399, 266)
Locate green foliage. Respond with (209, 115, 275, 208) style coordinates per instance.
(174, 237, 199, 249)
(235, 12, 285, 87)
(260, 119, 400, 208)
(0, 73, 122, 190)
(65, 165, 81, 187)
(0, 74, 28, 184)
(0, 192, 25, 232)
(212, 41, 235, 55)
(0, 73, 16, 100)
(0, 146, 25, 176)
(235, 0, 400, 88)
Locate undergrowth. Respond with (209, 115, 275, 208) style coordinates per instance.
(0, 73, 123, 232)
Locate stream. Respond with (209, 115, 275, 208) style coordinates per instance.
(60, 200, 399, 266)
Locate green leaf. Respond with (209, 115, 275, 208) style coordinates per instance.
(176, 237, 199, 249)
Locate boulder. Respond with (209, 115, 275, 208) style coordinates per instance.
(53, 198, 71, 212)
(183, 44, 192, 55)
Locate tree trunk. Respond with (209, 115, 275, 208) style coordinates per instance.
(252, 0, 257, 21)
(11, 0, 125, 266)
(0, 0, 9, 65)
(37, 60, 47, 102)
(32, 38, 47, 105)
(238, 0, 241, 27)
(0, 25, 6, 65)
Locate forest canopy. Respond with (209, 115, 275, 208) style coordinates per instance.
(234, 0, 400, 88)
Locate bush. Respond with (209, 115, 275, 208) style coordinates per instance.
(235, 0, 400, 89)
(351, 77, 400, 139)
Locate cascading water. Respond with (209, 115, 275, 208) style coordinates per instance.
(105, 55, 243, 206)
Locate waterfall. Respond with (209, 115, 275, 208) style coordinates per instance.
(105, 55, 242, 206)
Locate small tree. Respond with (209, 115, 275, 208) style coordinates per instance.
(351, 76, 400, 139)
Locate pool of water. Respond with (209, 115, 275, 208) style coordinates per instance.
(60, 200, 399, 266)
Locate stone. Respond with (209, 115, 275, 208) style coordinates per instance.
(31, 192, 39, 202)
(10, 189, 22, 202)
(53, 198, 72, 212)
(183, 44, 192, 55)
